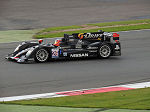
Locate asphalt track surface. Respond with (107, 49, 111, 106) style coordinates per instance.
(0, 0, 150, 30)
(0, 30, 150, 97)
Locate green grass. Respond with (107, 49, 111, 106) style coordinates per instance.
(0, 30, 39, 43)
(1, 19, 150, 43)
(2, 87, 150, 110)
(1, 104, 150, 112)
(87, 19, 150, 27)
(35, 23, 150, 39)
(37, 25, 83, 33)
(0, 104, 99, 112)
(34, 19, 150, 39)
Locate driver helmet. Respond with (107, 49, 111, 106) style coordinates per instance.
(54, 39, 61, 46)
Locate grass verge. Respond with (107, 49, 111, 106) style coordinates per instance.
(34, 19, 150, 39)
(0, 104, 99, 112)
(1, 87, 150, 110)
(0, 19, 150, 43)
(1, 104, 150, 112)
(87, 19, 150, 27)
(0, 30, 39, 43)
(38, 25, 83, 33)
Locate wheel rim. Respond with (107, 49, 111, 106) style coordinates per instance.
(100, 45, 111, 58)
(36, 49, 49, 62)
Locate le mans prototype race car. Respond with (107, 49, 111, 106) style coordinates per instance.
(6, 30, 121, 63)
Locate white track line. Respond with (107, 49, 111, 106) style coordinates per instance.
(0, 93, 67, 102)
(120, 82, 150, 88)
(0, 81, 150, 102)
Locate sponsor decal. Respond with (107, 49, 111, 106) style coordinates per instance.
(89, 50, 97, 53)
(85, 33, 103, 38)
(52, 49, 59, 58)
(68, 49, 83, 51)
(63, 52, 67, 56)
(98, 38, 101, 40)
(87, 47, 98, 49)
(115, 45, 120, 50)
(68, 35, 74, 38)
(78, 33, 103, 39)
(115, 51, 120, 53)
(70, 53, 89, 57)
(76, 40, 83, 48)
(69, 39, 74, 42)
(63, 49, 67, 51)
(78, 33, 84, 39)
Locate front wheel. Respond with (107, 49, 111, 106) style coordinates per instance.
(34, 48, 49, 63)
(98, 43, 111, 59)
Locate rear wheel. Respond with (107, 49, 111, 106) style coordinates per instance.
(34, 48, 49, 62)
(98, 43, 111, 59)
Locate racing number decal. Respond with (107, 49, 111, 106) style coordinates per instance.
(52, 49, 59, 58)
(52, 51, 58, 56)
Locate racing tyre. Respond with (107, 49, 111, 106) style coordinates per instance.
(98, 43, 111, 59)
(34, 48, 49, 63)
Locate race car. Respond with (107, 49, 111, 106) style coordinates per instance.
(5, 30, 121, 63)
